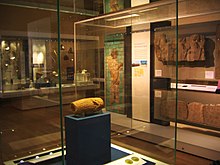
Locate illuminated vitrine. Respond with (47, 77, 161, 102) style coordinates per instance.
(74, 0, 220, 162)
(0, 0, 220, 164)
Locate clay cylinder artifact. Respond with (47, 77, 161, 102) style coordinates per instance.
(70, 97, 104, 114)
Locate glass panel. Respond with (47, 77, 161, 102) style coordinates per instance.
(176, 0, 220, 162)
(74, 0, 177, 164)
(0, 1, 62, 164)
(0, 0, 103, 164)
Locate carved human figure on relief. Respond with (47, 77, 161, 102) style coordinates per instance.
(169, 39, 176, 61)
(154, 33, 169, 62)
(187, 34, 205, 61)
(107, 49, 123, 104)
(178, 37, 188, 61)
(110, 0, 120, 12)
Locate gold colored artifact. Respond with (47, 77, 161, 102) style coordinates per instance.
(70, 97, 104, 115)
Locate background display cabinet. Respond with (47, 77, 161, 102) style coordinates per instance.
(0, 37, 59, 98)
(0, 38, 28, 92)
(74, 0, 220, 162)
(0, 37, 98, 98)
(31, 38, 74, 87)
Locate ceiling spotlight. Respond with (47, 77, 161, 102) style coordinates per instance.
(61, 44, 65, 50)
(106, 14, 140, 21)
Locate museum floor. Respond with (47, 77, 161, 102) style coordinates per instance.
(0, 98, 214, 165)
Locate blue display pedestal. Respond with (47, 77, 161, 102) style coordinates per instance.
(65, 112, 111, 165)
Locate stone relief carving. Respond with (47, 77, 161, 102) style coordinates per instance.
(187, 34, 205, 61)
(155, 33, 206, 62)
(215, 25, 220, 79)
(154, 33, 169, 61)
(106, 48, 123, 104)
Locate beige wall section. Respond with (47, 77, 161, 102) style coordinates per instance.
(131, 0, 150, 122)
(131, 0, 149, 7)
(132, 31, 150, 122)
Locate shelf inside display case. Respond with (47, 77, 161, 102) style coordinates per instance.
(0, 83, 99, 110)
(171, 83, 217, 92)
(157, 79, 220, 131)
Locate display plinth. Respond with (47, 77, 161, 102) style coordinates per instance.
(65, 112, 111, 165)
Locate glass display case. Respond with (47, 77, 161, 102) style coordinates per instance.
(0, 38, 72, 91)
(74, 0, 179, 164)
(74, 0, 220, 163)
(0, 0, 102, 164)
(0, 38, 28, 92)
(0, 0, 220, 164)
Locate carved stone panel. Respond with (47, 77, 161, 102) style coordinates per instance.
(215, 25, 220, 79)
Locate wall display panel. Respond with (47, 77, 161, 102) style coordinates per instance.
(132, 31, 150, 122)
(104, 34, 125, 114)
(153, 0, 220, 160)
(153, 20, 220, 130)
(155, 23, 220, 127)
